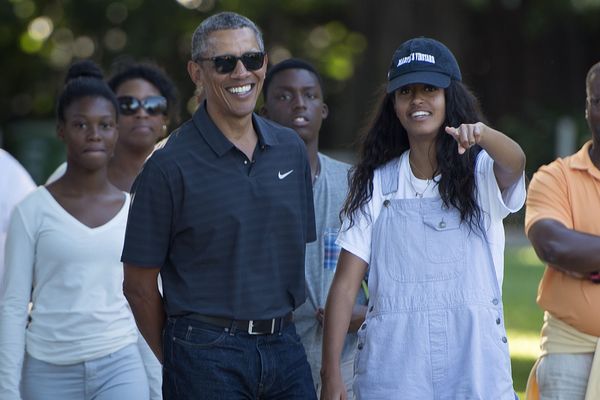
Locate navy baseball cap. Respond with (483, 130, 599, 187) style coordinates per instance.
(386, 37, 461, 93)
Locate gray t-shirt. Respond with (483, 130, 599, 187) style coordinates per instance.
(294, 153, 368, 387)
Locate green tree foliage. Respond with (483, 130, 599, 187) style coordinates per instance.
(2, 0, 600, 180)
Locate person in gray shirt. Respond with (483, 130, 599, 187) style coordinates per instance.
(261, 58, 368, 398)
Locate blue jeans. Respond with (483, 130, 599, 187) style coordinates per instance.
(162, 316, 317, 400)
(537, 353, 593, 400)
(21, 343, 148, 400)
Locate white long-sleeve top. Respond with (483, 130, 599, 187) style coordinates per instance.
(0, 149, 36, 281)
(0, 187, 138, 397)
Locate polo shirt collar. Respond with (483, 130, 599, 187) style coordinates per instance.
(253, 115, 278, 147)
(192, 101, 278, 157)
(569, 140, 600, 180)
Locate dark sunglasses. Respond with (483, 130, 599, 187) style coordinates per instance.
(196, 52, 265, 74)
(117, 96, 168, 116)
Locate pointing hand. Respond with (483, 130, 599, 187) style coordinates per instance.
(445, 122, 485, 154)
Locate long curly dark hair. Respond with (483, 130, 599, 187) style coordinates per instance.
(342, 80, 487, 230)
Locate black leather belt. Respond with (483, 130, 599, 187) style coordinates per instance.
(186, 312, 293, 335)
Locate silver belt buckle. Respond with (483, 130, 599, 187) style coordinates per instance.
(247, 319, 276, 335)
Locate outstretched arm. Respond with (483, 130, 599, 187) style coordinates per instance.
(321, 250, 368, 400)
(445, 123, 526, 191)
(123, 264, 165, 363)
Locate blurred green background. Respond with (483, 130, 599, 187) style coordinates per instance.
(503, 242, 545, 398)
(2, 0, 599, 183)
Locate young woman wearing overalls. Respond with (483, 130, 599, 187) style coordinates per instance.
(320, 37, 526, 399)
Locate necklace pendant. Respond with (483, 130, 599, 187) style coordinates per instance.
(415, 192, 423, 198)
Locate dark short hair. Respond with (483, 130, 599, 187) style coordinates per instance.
(56, 60, 118, 122)
(191, 12, 263, 61)
(108, 62, 180, 125)
(263, 58, 323, 99)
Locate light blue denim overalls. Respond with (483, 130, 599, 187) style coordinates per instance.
(353, 160, 515, 399)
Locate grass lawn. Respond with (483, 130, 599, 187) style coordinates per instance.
(503, 244, 546, 398)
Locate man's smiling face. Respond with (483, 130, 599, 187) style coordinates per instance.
(191, 27, 267, 123)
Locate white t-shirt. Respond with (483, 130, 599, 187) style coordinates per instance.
(337, 150, 526, 287)
(0, 149, 36, 281)
(0, 187, 138, 397)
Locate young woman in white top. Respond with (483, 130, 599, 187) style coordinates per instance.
(45, 62, 180, 400)
(320, 38, 526, 399)
(0, 60, 148, 399)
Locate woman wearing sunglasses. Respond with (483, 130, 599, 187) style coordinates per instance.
(0, 60, 149, 399)
(48, 62, 180, 193)
(107, 62, 180, 192)
(110, 62, 179, 400)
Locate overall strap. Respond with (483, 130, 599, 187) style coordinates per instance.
(480, 227, 503, 299)
(380, 158, 401, 196)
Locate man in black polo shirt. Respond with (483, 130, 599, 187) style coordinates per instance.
(121, 11, 317, 400)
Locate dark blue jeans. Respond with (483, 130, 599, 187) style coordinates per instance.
(162, 316, 317, 400)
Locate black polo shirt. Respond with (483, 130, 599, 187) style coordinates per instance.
(121, 103, 316, 320)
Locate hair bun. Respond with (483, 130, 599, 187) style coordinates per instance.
(65, 60, 104, 84)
